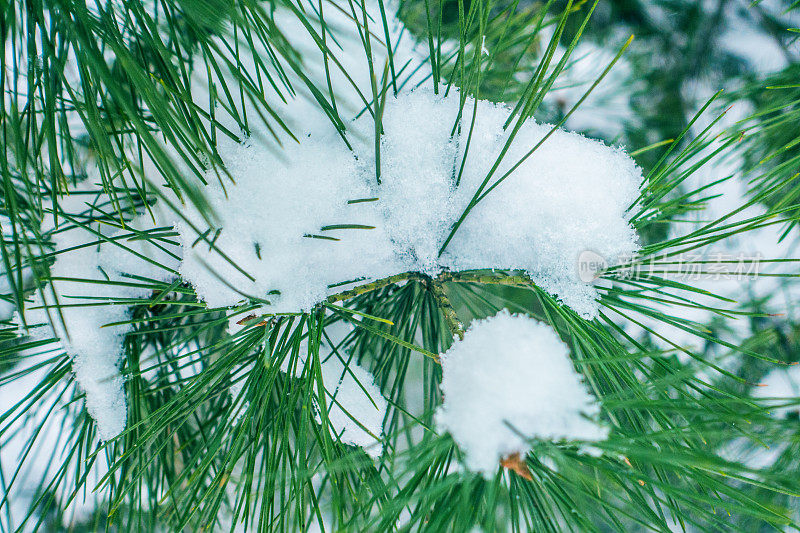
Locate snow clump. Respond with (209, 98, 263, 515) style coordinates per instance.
(16, 202, 179, 440)
(435, 310, 608, 477)
(178, 89, 642, 320)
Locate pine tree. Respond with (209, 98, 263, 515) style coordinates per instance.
(2, 0, 800, 531)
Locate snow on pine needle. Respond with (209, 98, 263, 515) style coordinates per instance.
(178, 89, 642, 317)
(173, 1, 641, 321)
(15, 193, 180, 440)
(6, 0, 800, 529)
(14, 1, 640, 445)
(435, 310, 607, 477)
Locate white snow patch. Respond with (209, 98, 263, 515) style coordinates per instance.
(175, 89, 641, 320)
(15, 204, 180, 440)
(166, 0, 641, 319)
(435, 310, 608, 477)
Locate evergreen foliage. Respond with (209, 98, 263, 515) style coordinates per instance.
(1, 0, 800, 531)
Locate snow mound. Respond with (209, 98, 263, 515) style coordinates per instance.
(435, 310, 607, 477)
(177, 89, 641, 319)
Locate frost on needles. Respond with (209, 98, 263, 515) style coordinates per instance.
(16, 1, 642, 446)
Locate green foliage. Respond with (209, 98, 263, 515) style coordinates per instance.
(2, 0, 800, 531)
